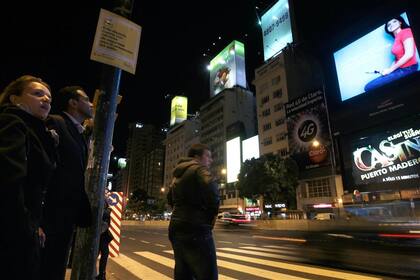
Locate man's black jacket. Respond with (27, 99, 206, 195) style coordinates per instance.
(168, 157, 220, 231)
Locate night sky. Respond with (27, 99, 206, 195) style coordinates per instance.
(0, 0, 395, 156)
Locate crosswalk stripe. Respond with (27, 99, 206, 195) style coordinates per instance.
(216, 251, 384, 280)
(111, 253, 171, 280)
(135, 251, 237, 280)
(216, 259, 310, 280)
(252, 235, 307, 243)
(163, 250, 310, 280)
(141, 240, 150, 244)
(264, 245, 299, 249)
(240, 246, 300, 255)
(218, 247, 303, 262)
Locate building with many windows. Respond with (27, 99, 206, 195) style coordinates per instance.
(253, 53, 289, 158)
(125, 123, 165, 198)
(253, 50, 344, 218)
(163, 118, 201, 192)
(199, 86, 256, 211)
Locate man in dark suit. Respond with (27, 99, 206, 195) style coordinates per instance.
(41, 86, 93, 280)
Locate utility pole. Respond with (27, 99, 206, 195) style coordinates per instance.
(71, 1, 134, 279)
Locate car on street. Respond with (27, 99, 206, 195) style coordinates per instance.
(217, 212, 251, 225)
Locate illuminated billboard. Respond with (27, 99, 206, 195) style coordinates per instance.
(242, 135, 260, 162)
(226, 137, 241, 183)
(170, 96, 188, 126)
(333, 12, 420, 101)
(261, 0, 293, 61)
(209, 40, 246, 96)
(285, 90, 331, 171)
(350, 122, 420, 186)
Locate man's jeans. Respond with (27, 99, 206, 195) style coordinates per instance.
(169, 227, 218, 280)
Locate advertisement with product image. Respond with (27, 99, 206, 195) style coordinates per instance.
(333, 12, 420, 101)
(285, 90, 331, 171)
(351, 122, 420, 185)
(208, 40, 246, 96)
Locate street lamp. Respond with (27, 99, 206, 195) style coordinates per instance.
(220, 168, 227, 188)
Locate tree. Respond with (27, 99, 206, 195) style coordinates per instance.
(237, 155, 299, 209)
(125, 188, 168, 217)
(125, 188, 148, 214)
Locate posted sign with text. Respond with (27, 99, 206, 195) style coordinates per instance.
(91, 9, 141, 74)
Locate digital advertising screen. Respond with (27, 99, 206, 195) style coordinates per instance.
(170, 96, 188, 126)
(261, 0, 293, 61)
(209, 40, 246, 96)
(226, 137, 241, 183)
(242, 135, 260, 162)
(285, 90, 331, 171)
(350, 120, 420, 186)
(333, 12, 420, 101)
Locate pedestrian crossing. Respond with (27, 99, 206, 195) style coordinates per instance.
(109, 244, 391, 280)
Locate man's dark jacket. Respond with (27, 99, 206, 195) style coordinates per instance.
(168, 157, 220, 231)
(43, 113, 91, 227)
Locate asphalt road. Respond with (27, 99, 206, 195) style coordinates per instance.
(102, 223, 419, 279)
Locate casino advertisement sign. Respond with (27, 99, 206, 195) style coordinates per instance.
(352, 125, 420, 185)
(285, 90, 331, 171)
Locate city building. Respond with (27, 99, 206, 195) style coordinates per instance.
(163, 118, 201, 192)
(253, 52, 289, 158)
(199, 86, 256, 212)
(125, 123, 165, 199)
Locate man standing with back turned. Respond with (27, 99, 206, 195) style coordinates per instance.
(168, 143, 220, 280)
(41, 86, 93, 280)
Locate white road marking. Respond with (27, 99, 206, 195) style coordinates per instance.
(163, 250, 308, 280)
(110, 253, 170, 280)
(217, 251, 384, 280)
(135, 251, 237, 280)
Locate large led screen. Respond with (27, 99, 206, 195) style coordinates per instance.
(261, 0, 293, 61)
(350, 121, 420, 186)
(209, 40, 246, 96)
(333, 12, 420, 101)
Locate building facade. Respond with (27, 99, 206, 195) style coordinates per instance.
(126, 123, 165, 198)
(253, 53, 289, 158)
(163, 118, 201, 192)
(199, 86, 256, 211)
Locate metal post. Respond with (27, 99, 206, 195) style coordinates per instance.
(70, 1, 134, 279)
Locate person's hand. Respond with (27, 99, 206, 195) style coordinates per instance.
(38, 227, 46, 248)
(381, 68, 393, 76)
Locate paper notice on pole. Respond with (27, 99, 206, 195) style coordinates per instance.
(90, 8, 141, 74)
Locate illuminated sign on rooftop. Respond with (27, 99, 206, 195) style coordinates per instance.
(261, 0, 293, 61)
(208, 40, 246, 96)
